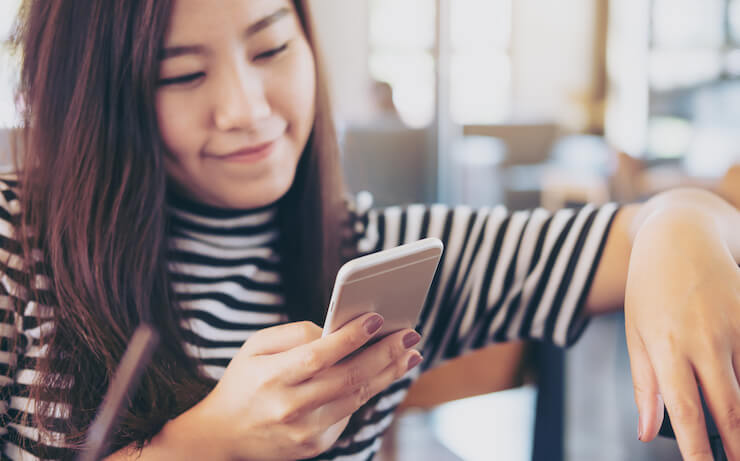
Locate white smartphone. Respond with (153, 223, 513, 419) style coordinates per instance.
(322, 238, 444, 339)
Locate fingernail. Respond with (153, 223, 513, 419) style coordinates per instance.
(364, 315, 384, 335)
(637, 417, 643, 441)
(407, 354, 422, 371)
(403, 331, 421, 349)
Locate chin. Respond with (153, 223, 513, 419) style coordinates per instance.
(219, 177, 294, 210)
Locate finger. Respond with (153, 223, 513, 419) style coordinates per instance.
(242, 321, 323, 356)
(626, 325, 664, 442)
(282, 313, 385, 383)
(314, 350, 423, 428)
(695, 354, 740, 460)
(652, 355, 714, 461)
(295, 329, 421, 409)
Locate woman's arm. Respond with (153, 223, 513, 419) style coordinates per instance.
(362, 189, 740, 459)
(104, 408, 229, 461)
(585, 188, 740, 460)
(359, 201, 621, 366)
(585, 188, 740, 315)
(103, 317, 422, 461)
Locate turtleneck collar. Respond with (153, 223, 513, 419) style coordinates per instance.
(167, 190, 280, 251)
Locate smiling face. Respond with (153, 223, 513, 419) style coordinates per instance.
(156, 0, 317, 209)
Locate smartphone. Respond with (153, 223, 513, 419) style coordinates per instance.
(322, 238, 444, 340)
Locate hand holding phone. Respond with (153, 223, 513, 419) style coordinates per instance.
(154, 315, 422, 461)
(323, 238, 443, 341)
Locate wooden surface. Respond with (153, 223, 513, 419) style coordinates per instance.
(379, 341, 529, 461)
(401, 341, 528, 410)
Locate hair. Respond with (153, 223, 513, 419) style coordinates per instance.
(11, 0, 349, 456)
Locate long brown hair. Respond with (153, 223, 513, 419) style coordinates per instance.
(12, 0, 347, 456)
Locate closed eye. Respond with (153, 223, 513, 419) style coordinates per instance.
(158, 72, 205, 87)
(255, 42, 289, 60)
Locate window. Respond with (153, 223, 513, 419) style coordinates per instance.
(649, 0, 733, 90)
(0, 0, 22, 128)
(729, 0, 740, 74)
(368, 0, 513, 127)
(732, 0, 740, 44)
(449, 0, 512, 125)
(606, 0, 740, 157)
(368, 0, 436, 127)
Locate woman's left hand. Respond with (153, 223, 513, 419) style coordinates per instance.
(625, 203, 740, 461)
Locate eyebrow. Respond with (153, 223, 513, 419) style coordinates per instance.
(159, 7, 291, 60)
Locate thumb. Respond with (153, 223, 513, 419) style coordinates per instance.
(626, 324, 665, 442)
(242, 321, 322, 356)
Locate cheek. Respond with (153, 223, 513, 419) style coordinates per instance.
(271, 42, 317, 142)
(293, 49, 317, 124)
(155, 92, 203, 162)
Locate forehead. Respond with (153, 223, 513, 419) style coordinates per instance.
(166, 0, 296, 42)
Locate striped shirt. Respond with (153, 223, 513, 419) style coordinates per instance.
(0, 175, 620, 460)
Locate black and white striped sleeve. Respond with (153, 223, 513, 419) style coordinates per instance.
(0, 284, 16, 456)
(0, 178, 22, 457)
(0, 177, 72, 460)
(355, 201, 621, 367)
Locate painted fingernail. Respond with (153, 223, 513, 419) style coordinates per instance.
(364, 315, 384, 335)
(407, 354, 422, 371)
(403, 331, 421, 349)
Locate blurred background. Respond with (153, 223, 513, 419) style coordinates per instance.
(2, 0, 740, 460)
(310, 2, 740, 457)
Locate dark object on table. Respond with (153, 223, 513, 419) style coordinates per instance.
(531, 343, 565, 461)
(658, 391, 726, 461)
(76, 325, 160, 461)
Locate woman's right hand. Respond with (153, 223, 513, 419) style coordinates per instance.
(178, 313, 422, 461)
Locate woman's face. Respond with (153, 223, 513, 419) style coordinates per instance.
(156, 0, 316, 209)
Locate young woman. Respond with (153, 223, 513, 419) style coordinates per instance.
(1, 1, 739, 460)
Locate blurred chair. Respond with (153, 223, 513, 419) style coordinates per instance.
(610, 153, 740, 208)
(462, 124, 560, 210)
(717, 163, 740, 209)
(463, 124, 560, 167)
(449, 136, 506, 207)
(541, 135, 613, 210)
(379, 339, 571, 461)
(541, 168, 610, 211)
(610, 152, 646, 203)
(0, 127, 17, 170)
(378, 342, 530, 461)
(341, 124, 436, 206)
(400, 342, 528, 410)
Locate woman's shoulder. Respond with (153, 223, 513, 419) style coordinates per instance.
(0, 172, 30, 306)
(345, 191, 373, 231)
(0, 172, 22, 236)
(0, 172, 21, 206)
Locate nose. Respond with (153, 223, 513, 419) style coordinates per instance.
(212, 62, 272, 132)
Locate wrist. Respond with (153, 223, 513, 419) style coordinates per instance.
(632, 206, 736, 275)
(150, 402, 233, 461)
(631, 188, 740, 263)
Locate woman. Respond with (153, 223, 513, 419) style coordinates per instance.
(1, 1, 738, 460)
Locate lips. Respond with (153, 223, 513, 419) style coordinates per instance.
(207, 139, 278, 163)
